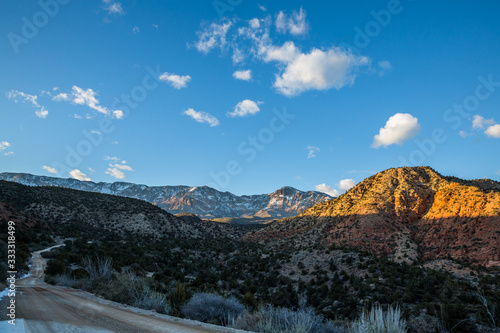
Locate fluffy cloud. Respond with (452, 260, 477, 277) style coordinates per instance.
(105, 168, 125, 179)
(7, 90, 49, 118)
(70, 169, 91, 181)
(183, 108, 220, 127)
(485, 124, 500, 138)
(103, 0, 124, 15)
(315, 184, 340, 197)
(315, 179, 356, 197)
(42, 165, 57, 174)
(233, 70, 252, 81)
(159, 72, 192, 89)
(472, 114, 495, 129)
(472, 114, 500, 138)
(194, 21, 232, 54)
(262, 41, 300, 63)
(193, 12, 372, 97)
(105, 157, 133, 179)
(249, 18, 261, 29)
(338, 179, 356, 192)
(306, 146, 319, 159)
(273, 47, 369, 96)
(227, 99, 261, 117)
(372, 113, 421, 148)
(275, 8, 308, 35)
(0, 141, 11, 156)
(53, 86, 123, 119)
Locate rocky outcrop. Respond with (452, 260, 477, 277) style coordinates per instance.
(245, 167, 500, 268)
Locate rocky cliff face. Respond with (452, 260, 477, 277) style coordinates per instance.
(0, 173, 331, 218)
(245, 167, 500, 268)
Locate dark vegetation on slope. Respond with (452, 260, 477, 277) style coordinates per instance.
(1, 170, 499, 332)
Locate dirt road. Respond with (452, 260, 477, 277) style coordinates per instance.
(10, 245, 247, 333)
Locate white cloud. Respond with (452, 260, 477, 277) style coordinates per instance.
(276, 8, 308, 35)
(485, 124, 500, 138)
(232, 48, 245, 64)
(103, 0, 124, 15)
(315, 184, 339, 197)
(472, 114, 500, 138)
(183, 108, 220, 127)
(152, 24, 159, 29)
(104, 157, 133, 179)
(0, 141, 10, 152)
(372, 113, 421, 148)
(338, 179, 356, 192)
(88, 167, 96, 173)
(70, 169, 91, 181)
(194, 21, 232, 54)
(36, 107, 49, 119)
(7, 90, 49, 118)
(42, 165, 57, 174)
(306, 146, 320, 159)
(233, 69, 252, 81)
(104, 156, 120, 162)
(472, 114, 495, 129)
(105, 168, 125, 179)
(227, 99, 261, 117)
(193, 10, 373, 97)
(112, 110, 124, 119)
(53, 86, 123, 119)
(258, 4, 267, 12)
(159, 72, 192, 89)
(108, 163, 133, 171)
(249, 18, 261, 29)
(132, 26, 140, 34)
(262, 41, 300, 63)
(2, 152, 13, 156)
(274, 47, 370, 96)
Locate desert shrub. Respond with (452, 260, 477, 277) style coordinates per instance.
(82, 256, 113, 283)
(350, 305, 406, 333)
(53, 274, 77, 287)
(232, 304, 345, 333)
(183, 292, 244, 326)
(170, 282, 189, 315)
(95, 271, 170, 314)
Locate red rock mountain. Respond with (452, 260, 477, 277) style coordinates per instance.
(245, 167, 500, 268)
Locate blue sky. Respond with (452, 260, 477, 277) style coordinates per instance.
(1, 0, 499, 195)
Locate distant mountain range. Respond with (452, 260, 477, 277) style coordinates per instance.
(245, 167, 500, 268)
(0, 173, 332, 218)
